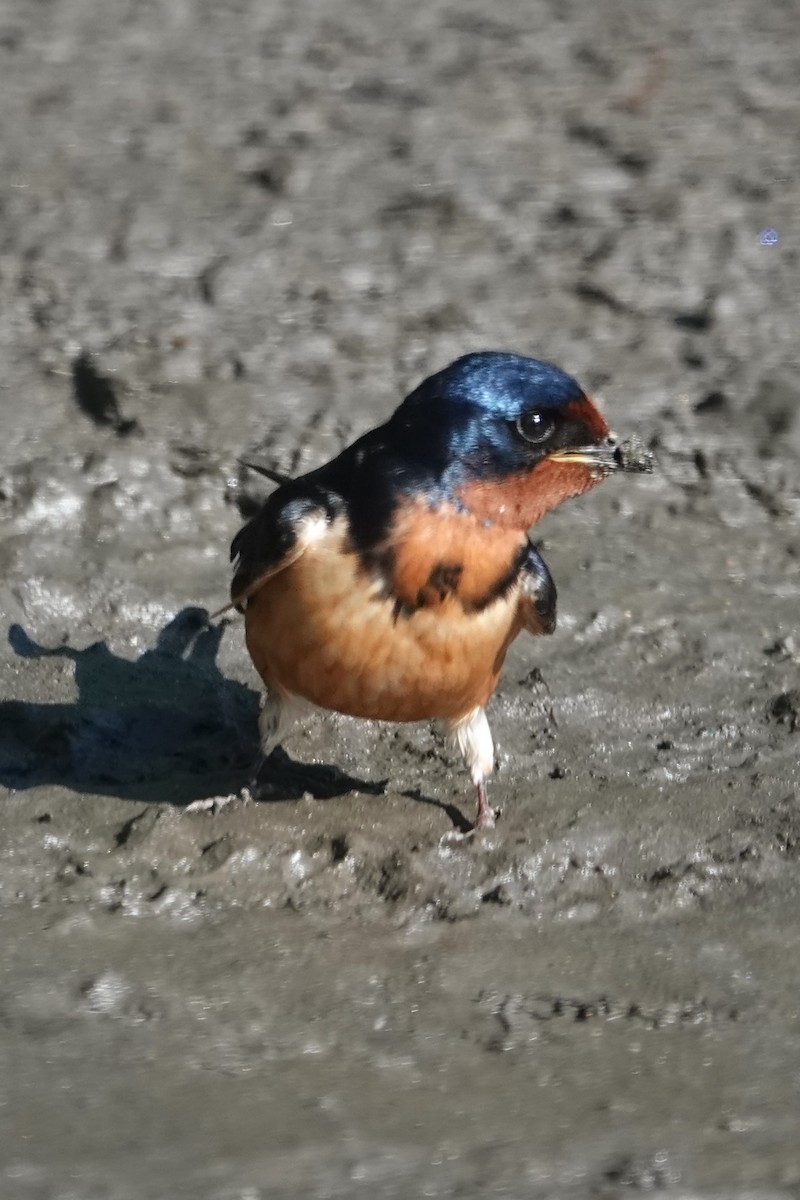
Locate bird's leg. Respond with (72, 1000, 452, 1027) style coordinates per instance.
(251, 689, 299, 794)
(444, 707, 498, 831)
(185, 689, 296, 812)
(474, 779, 496, 830)
(258, 689, 295, 759)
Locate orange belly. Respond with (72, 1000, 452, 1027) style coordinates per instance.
(243, 525, 523, 723)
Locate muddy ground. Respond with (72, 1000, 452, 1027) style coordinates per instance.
(1, 0, 799, 1196)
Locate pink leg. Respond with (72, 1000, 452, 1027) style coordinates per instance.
(474, 780, 496, 830)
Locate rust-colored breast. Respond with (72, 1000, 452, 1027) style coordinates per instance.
(243, 515, 524, 723)
(387, 497, 526, 613)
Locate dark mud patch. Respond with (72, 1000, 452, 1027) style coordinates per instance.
(71, 351, 141, 438)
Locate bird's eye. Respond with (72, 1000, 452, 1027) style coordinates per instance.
(516, 411, 555, 444)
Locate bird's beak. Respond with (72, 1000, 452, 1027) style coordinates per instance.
(548, 432, 654, 474)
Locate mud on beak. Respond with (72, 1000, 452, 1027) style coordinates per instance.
(548, 432, 654, 475)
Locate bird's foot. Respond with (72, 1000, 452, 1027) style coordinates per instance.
(439, 797, 500, 845)
(250, 745, 327, 800)
(184, 786, 253, 815)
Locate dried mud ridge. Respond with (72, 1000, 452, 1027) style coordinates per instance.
(481, 989, 741, 1049)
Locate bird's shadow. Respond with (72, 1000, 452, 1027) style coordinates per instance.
(0, 608, 390, 807)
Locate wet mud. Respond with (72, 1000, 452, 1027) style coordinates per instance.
(1, 0, 799, 1196)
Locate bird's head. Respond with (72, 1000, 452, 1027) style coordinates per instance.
(388, 351, 649, 529)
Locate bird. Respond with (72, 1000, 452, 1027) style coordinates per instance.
(224, 351, 651, 830)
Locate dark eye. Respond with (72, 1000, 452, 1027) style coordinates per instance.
(516, 410, 555, 444)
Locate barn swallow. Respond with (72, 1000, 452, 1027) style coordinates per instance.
(225, 352, 652, 830)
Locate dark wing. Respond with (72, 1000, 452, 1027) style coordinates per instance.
(221, 482, 341, 614)
(220, 421, 439, 617)
(517, 541, 557, 636)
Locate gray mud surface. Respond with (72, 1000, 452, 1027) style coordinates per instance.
(1, 1, 799, 1196)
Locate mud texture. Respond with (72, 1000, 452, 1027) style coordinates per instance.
(1, 0, 800, 1196)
